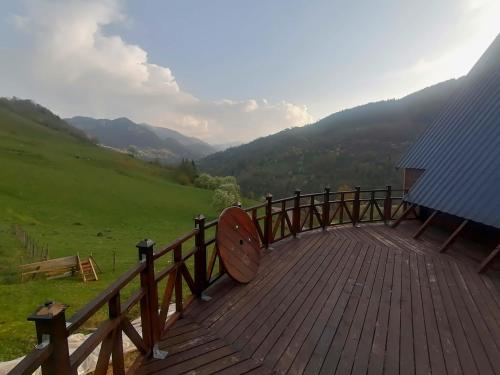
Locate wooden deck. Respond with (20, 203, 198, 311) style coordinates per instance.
(137, 223, 500, 375)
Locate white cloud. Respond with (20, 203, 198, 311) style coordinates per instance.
(0, 0, 313, 143)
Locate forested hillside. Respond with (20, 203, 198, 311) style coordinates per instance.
(200, 79, 462, 198)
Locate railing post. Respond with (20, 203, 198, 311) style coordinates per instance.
(137, 239, 158, 352)
(28, 301, 71, 375)
(194, 215, 207, 297)
(109, 294, 125, 375)
(293, 190, 301, 236)
(173, 244, 183, 314)
(322, 187, 330, 230)
(353, 186, 361, 226)
(264, 193, 273, 248)
(384, 185, 392, 223)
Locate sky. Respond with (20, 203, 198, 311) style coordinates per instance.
(0, 0, 498, 144)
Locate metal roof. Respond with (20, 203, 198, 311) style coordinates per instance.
(398, 34, 500, 229)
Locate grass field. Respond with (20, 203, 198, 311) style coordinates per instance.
(0, 106, 222, 360)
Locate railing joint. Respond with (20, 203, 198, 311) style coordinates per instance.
(200, 292, 212, 302)
(153, 343, 168, 360)
(35, 334, 51, 350)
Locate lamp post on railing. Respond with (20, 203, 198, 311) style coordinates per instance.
(293, 190, 301, 237)
(28, 301, 71, 375)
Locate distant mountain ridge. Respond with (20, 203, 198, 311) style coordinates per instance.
(66, 116, 216, 162)
(143, 124, 216, 157)
(199, 78, 463, 198)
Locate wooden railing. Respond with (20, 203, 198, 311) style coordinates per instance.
(9, 185, 405, 375)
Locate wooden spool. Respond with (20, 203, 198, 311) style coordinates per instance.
(217, 207, 261, 283)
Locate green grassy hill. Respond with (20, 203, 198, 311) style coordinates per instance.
(0, 100, 217, 360)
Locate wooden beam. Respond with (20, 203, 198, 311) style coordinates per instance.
(391, 204, 416, 228)
(439, 220, 468, 253)
(477, 244, 500, 273)
(413, 210, 439, 239)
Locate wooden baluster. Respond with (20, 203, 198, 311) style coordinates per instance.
(28, 301, 72, 375)
(174, 244, 183, 314)
(353, 186, 360, 226)
(251, 207, 264, 244)
(293, 190, 301, 236)
(109, 293, 125, 375)
(322, 187, 330, 230)
(384, 185, 392, 223)
(264, 194, 273, 247)
(194, 215, 207, 297)
(137, 239, 158, 352)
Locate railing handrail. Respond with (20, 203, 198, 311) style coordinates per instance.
(153, 229, 198, 260)
(10, 185, 406, 375)
(67, 262, 146, 333)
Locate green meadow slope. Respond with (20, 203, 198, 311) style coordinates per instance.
(0, 102, 217, 359)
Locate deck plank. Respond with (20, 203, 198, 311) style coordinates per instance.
(307, 242, 375, 374)
(436, 257, 495, 374)
(428, 257, 479, 375)
(232, 235, 338, 350)
(207, 235, 328, 335)
(334, 245, 386, 374)
(350, 246, 388, 375)
(262, 238, 353, 370)
(385, 250, 402, 375)
(408, 252, 431, 375)
(299, 241, 369, 374)
(367, 246, 395, 375)
(136, 225, 500, 375)
(414, 254, 447, 375)
(252, 238, 351, 363)
(218, 235, 333, 345)
(283, 240, 364, 374)
(399, 250, 415, 375)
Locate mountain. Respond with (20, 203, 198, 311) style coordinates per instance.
(143, 123, 216, 157)
(66, 116, 215, 162)
(199, 78, 463, 198)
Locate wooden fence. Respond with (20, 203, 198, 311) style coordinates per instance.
(8, 186, 406, 375)
(13, 225, 49, 261)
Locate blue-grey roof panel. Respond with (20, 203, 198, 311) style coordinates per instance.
(398, 34, 500, 229)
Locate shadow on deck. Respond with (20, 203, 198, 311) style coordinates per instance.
(137, 222, 500, 375)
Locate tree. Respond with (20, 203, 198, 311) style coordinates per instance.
(173, 159, 197, 185)
(212, 188, 239, 213)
